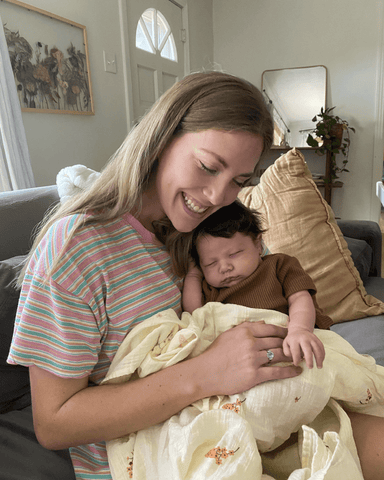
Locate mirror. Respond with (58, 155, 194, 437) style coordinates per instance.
(262, 65, 327, 148)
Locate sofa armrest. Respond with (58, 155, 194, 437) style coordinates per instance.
(337, 220, 382, 277)
(0, 186, 59, 261)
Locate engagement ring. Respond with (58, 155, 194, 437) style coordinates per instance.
(266, 349, 274, 363)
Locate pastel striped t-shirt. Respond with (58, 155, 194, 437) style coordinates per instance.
(7, 212, 182, 479)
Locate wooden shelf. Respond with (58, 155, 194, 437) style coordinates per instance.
(314, 180, 343, 188)
(270, 146, 315, 150)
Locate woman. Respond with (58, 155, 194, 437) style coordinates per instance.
(7, 72, 384, 480)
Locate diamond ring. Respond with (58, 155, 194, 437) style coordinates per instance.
(266, 349, 274, 363)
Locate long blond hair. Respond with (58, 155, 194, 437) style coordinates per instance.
(19, 71, 273, 283)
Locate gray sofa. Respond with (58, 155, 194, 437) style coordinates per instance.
(0, 185, 383, 479)
(0, 186, 75, 479)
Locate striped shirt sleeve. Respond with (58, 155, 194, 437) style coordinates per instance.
(8, 216, 104, 378)
(10, 272, 103, 378)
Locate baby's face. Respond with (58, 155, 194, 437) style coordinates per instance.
(196, 232, 262, 288)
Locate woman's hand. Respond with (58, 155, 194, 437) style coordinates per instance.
(194, 321, 302, 397)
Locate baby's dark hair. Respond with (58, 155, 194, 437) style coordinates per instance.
(191, 200, 266, 267)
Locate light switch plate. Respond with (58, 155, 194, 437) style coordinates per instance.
(103, 51, 117, 74)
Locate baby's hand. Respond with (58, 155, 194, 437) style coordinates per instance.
(283, 328, 325, 369)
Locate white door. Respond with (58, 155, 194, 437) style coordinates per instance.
(126, 0, 185, 124)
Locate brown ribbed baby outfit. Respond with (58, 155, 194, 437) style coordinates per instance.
(202, 253, 333, 329)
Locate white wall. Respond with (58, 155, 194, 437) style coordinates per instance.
(16, 0, 128, 187)
(14, 0, 214, 187)
(213, 0, 384, 221)
(187, 0, 214, 73)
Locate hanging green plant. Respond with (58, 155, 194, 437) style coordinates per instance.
(307, 107, 355, 181)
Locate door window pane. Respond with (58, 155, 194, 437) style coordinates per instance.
(136, 19, 155, 54)
(136, 9, 177, 62)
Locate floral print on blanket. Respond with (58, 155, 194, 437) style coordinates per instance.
(222, 397, 246, 413)
(151, 321, 195, 356)
(152, 325, 179, 356)
(205, 446, 240, 465)
(126, 452, 134, 478)
(359, 388, 373, 405)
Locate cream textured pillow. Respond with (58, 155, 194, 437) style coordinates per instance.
(238, 147, 384, 323)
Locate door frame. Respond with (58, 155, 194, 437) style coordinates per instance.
(371, 0, 384, 221)
(118, 0, 190, 131)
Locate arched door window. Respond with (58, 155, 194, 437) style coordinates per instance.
(135, 8, 177, 62)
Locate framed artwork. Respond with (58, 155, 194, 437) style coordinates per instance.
(0, 0, 94, 115)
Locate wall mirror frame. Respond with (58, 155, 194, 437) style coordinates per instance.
(262, 65, 327, 148)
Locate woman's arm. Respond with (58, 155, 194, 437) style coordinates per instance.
(30, 321, 302, 450)
(284, 290, 325, 368)
(182, 263, 204, 313)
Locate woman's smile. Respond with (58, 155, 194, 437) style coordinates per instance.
(182, 193, 209, 214)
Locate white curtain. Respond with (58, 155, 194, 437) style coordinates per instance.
(0, 16, 35, 192)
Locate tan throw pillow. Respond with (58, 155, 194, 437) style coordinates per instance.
(238, 147, 384, 323)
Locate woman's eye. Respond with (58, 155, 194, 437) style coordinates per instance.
(233, 178, 251, 188)
(199, 160, 252, 187)
(199, 162, 218, 176)
(233, 179, 245, 188)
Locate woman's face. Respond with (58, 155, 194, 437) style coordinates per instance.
(147, 129, 263, 233)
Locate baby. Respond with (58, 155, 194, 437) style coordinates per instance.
(183, 201, 330, 369)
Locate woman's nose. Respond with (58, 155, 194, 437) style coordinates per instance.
(203, 179, 235, 206)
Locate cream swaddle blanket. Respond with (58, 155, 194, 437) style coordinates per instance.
(102, 303, 384, 480)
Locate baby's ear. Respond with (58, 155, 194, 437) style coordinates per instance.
(254, 233, 263, 251)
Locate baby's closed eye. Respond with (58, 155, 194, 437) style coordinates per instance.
(203, 261, 217, 268)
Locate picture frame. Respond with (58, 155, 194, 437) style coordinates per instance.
(0, 0, 94, 115)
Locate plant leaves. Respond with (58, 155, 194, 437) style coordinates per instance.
(306, 134, 319, 147)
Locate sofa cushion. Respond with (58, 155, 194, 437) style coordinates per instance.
(344, 236, 372, 284)
(337, 220, 382, 277)
(331, 279, 384, 366)
(0, 255, 30, 413)
(364, 276, 384, 302)
(238, 147, 384, 323)
(331, 316, 384, 366)
(0, 185, 59, 261)
(0, 406, 76, 479)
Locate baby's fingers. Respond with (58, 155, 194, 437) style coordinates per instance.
(283, 338, 303, 366)
(302, 339, 325, 369)
(301, 343, 315, 369)
(312, 339, 325, 369)
(282, 339, 291, 359)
